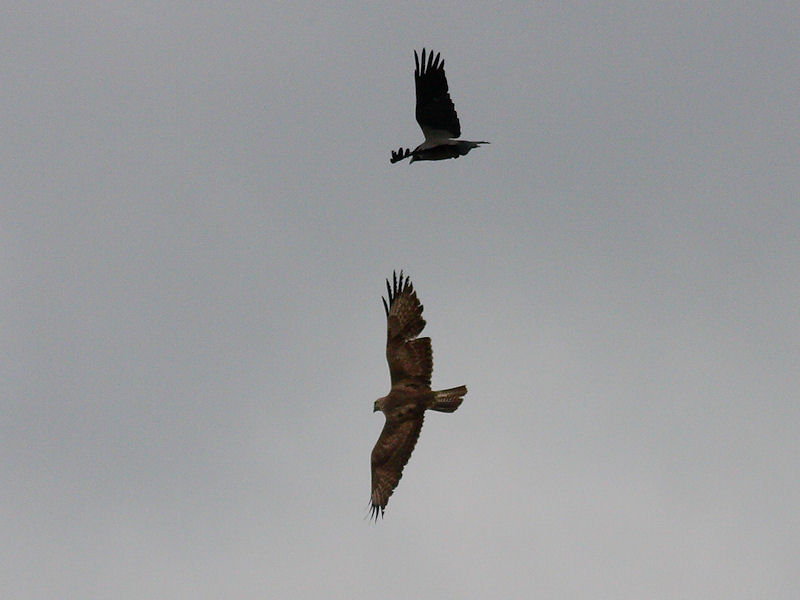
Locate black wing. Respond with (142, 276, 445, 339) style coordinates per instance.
(414, 49, 461, 139)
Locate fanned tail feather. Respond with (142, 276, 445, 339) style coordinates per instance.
(431, 386, 467, 413)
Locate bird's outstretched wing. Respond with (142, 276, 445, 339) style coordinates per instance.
(383, 270, 432, 390)
(370, 411, 425, 520)
(415, 49, 461, 140)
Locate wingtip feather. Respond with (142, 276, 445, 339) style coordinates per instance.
(369, 502, 384, 522)
(383, 269, 417, 315)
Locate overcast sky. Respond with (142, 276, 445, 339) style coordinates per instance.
(3, 3, 799, 599)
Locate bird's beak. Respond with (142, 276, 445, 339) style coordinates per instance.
(373, 401, 378, 412)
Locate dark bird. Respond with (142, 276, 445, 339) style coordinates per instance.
(370, 271, 467, 520)
(390, 49, 489, 164)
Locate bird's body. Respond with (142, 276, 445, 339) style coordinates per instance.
(370, 271, 467, 520)
(410, 139, 487, 162)
(390, 49, 488, 164)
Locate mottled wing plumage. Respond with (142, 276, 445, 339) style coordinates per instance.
(383, 270, 432, 390)
(370, 412, 425, 520)
(415, 49, 461, 139)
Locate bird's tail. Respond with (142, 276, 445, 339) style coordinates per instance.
(430, 386, 467, 413)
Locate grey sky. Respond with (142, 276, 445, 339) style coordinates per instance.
(2, 2, 799, 598)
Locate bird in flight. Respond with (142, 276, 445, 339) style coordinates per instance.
(370, 271, 467, 520)
(390, 49, 489, 164)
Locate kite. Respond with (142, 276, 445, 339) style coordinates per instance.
(370, 271, 467, 519)
(390, 49, 489, 163)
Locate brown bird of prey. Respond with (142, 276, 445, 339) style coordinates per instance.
(370, 271, 467, 520)
(390, 49, 489, 164)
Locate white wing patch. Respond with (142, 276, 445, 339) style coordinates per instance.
(421, 126, 457, 144)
